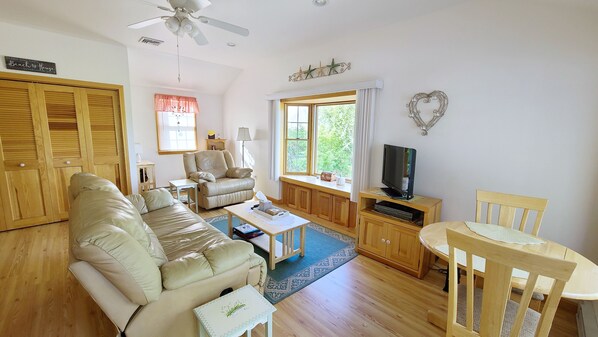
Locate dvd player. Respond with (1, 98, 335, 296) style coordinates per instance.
(373, 201, 421, 222)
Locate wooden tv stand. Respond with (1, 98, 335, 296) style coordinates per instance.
(356, 188, 442, 278)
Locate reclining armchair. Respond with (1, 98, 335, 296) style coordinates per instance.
(183, 150, 255, 209)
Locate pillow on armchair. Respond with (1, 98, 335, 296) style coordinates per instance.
(190, 171, 216, 182)
(226, 167, 252, 179)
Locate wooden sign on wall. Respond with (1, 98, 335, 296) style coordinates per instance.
(4, 56, 57, 74)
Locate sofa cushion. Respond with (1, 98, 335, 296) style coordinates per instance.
(71, 189, 152, 251)
(226, 167, 252, 179)
(190, 171, 216, 183)
(142, 222, 168, 266)
(141, 202, 231, 260)
(196, 150, 228, 179)
(125, 194, 149, 215)
(69, 172, 120, 202)
(73, 224, 162, 305)
(199, 177, 255, 197)
(160, 241, 254, 290)
(160, 252, 213, 290)
(142, 188, 175, 211)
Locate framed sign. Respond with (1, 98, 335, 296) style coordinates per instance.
(4, 56, 57, 75)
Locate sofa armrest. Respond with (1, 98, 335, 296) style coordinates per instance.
(226, 167, 253, 178)
(160, 241, 254, 290)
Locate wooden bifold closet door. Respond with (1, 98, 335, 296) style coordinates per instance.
(0, 76, 130, 230)
(0, 80, 54, 230)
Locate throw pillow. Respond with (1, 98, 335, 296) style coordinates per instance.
(226, 167, 252, 179)
(190, 171, 216, 182)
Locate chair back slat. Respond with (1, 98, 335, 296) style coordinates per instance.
(476, 190, 548, 235)
(509, 273, 539, 337)
(446, 228, 576, 337)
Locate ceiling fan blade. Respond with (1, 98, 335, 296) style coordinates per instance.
(158, 5, 174, 12)
(196, 16, 249, 36)
(191, 27, 209, 45)
(128, 16, 167, 29)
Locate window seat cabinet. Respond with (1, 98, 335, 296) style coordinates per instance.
(280, 175, 356, 228)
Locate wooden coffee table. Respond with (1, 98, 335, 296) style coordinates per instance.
(224, 203, 309, 270)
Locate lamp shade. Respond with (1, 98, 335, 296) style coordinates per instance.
(237, 127, 252, 141)
(134, 143, 143, 155)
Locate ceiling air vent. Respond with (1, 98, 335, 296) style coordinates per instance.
(138, 36, 164, 46)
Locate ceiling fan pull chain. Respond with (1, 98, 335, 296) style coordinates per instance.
(177, 34, 181, 83)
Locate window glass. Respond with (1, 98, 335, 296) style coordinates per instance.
(283, 97, 356, 179)
(315, 104, 355, 178)
(157, 111, 198, 153)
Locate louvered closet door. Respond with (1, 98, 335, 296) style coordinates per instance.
(81, 88, 128, 193)
(36, 84, 91, 220)
(0, 81, 54, 229)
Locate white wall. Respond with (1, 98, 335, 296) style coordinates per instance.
(127, 48, 241, 188)
(129, 85, 224, 187)
(0, 21, 138, 192)
(223, 1, 598, 262)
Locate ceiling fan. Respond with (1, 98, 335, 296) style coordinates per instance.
(128, 0, 249, 45)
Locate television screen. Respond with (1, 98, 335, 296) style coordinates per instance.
(382, 144, 416, 199)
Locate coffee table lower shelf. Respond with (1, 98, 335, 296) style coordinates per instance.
(248, 234, 302, 265)
(225, 203, 309, 270)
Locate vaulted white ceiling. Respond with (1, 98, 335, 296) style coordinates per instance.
(0, 0, 470, 69)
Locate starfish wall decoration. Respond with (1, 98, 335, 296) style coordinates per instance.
(288, 58, 351, 82)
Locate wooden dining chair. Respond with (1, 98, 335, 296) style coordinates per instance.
(476, 190, 548, 236)
(445, 228, 576, 337)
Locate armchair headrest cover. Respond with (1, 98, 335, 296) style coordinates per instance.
(197, 150, 228, 179)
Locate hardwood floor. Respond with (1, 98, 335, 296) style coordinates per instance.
(0, 209, 578, 337)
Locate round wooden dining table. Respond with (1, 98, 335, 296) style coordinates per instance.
(419, 221, 598, 300)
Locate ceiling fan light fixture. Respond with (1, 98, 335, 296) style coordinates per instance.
(180, 18, 195, 33)
(313, 0, 328, 7)
(165, 16, 180, 33)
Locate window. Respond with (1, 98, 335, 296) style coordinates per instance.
(283, 92, 356, 179)
(154, 94, 199, 154)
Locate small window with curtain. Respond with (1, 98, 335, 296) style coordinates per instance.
(154, 93, 199, 154)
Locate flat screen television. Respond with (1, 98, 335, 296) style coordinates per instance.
(381, 144, 417, 199)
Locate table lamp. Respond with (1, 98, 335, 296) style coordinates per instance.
(236, 127, 251, 168)
(135, 143, 143, 163)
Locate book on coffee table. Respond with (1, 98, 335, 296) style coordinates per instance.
(233, 224, 264, 240)
(253, 207, 289, 220)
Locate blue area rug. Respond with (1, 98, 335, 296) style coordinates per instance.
(206, 215, 357, 304)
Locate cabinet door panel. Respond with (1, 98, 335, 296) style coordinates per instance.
(0, 80, 54, 229)
(81, 89, 128, 193)
(286, 184, 298, 209)
(37, 84, 90, 221)
(358, 216, 387, 256)
(386, 225, 420, 270)
(94, 163, 121, 188)
(297, 186, 311, 213)
(315, 191, 332, 221)
(332, 196, 350, 226)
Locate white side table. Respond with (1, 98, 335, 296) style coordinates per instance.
(193, 285, 276, 337)
(169, 179, 198, 213)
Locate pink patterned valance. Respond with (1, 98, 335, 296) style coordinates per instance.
(154, 94, 199, 114)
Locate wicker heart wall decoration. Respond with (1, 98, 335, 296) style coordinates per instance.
(407, 90, 448, 136)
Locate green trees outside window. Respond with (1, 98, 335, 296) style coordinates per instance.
(284, 101, 355, 179)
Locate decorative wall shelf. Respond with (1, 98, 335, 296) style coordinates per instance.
(289, 58, 351, 82)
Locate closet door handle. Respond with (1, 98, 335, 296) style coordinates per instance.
(18, 163, 25, 167)
(65, 161, 71, 165)
(381, 238, 386, 243)
(386, 240, 391, 245)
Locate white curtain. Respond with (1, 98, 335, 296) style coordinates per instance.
(351, 88, 378, 202)
(268, 99, 281, 181)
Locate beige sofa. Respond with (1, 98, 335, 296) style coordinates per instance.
(183, 150, 255, 209)
(68, 173, 266, 337)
